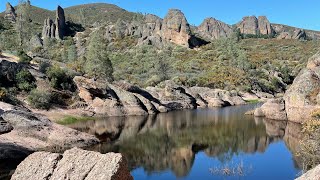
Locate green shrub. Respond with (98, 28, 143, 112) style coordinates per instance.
(39, 61, 51, 74)
(18, 50, 32, 64)
(27, 89, 52, 110)
(15, 69, 36, 92)
(46, 66, 75, 91)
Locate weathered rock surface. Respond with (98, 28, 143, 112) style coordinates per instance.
(42, 6, 66, 39)
(277, 29, 306, 40)
(4, 2, 16, 23)
(196, 18, 233, 41)
(73, 77, 246, 116)
(161, 9, 191, 47)
(254, 98, 287, 120)
(0, 60, 24, 84)
(236, 16, 274, 36)
(296, 164, 320, 180)
(11, 147, 133, 180)
(104, 9, 206, 48)
(0, 109, 99, 156)
(283, 53, 320, 123)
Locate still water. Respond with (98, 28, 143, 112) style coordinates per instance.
(68, 104, 303, 180)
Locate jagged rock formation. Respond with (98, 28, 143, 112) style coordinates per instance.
(11, 148, 133, 180)
(161, 9, 191, 47)
(196, 18, 233, 41)
(42, 6, 66, 39)
(236, 16, 274, 36)
(4, 2, 16, 23)
(277, 29, 306, 40)
(104, 9, 207, 48)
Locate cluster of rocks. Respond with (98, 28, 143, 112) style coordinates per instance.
(11, 147, 133, 180)
(236, 16, 274, 36)
(73, 76, 247, 116)
(42, 6, 66, 39)
(104, 9, 206, 48)
(254, 52, 320, 123)
(196, 18, 233, 41)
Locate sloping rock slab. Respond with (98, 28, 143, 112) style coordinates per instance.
(11, 147, 133, 180)
(296, 164, 320, 180)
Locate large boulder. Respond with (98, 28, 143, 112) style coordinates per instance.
(196, 18, 233, 41)
(0, 110, 99, 154)
(11, 147, 133, 180)
(283, 53, 320, 123)
(0, 60, 24, 85)
(236, 16, 273, 36)
(73, 76, 157, 116)
(254, 98, 287, 120)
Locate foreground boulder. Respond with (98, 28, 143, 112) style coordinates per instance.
(296, 164, 320, 180)
(283, 53, 320, 123)
(11, 147, 133, 180)
(254, 98, 287, 120)
(0, 110, 99, 158)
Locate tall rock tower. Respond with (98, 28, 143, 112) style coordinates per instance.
(42, 6, 66, 40)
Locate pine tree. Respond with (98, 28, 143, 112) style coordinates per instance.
(85, 29, 114, 81)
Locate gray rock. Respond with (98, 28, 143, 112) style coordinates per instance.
(283, 53, 320, 123)
(277, 29, 306, 40)
(0, 110, 99, 154)
(237, 16, 273, 36)
(4, 2, 16, 23)
(0, 117, 13, 134)
(11, 148, 133, 180)
(255, 98, 287, 120)
(237, 16, 259, 35)
(42, 6, 66, 39)
(197, 18, 233, 41)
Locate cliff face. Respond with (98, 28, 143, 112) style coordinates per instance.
(196, 18, 233, 40)
(104, 9, 207, 48)
(236, 16, 274, 36)
(42, 6, 66, 40)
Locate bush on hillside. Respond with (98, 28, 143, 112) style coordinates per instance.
(27, 89, 52, 110)
(15, 69, 36, 92)
(18, 50, 32, 64)
(46, 66, 76, 91)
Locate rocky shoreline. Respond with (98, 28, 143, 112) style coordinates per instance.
(253, 53, 320, 124)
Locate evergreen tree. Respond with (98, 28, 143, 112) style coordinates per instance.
(85, 29, 114, 81)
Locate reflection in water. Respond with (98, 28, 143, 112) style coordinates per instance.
(67, 104, 303, 179)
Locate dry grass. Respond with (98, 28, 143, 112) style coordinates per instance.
(209, 160, 253, 177)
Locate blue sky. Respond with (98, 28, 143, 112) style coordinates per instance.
(1, 0, 320, 30)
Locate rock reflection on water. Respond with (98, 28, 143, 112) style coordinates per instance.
(67, 104, 303, 178)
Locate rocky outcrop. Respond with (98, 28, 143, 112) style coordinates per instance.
(11, 147, 133, 180)
(4, 2, 16, 23)
(73, 77, 246, 116)
(104, 9, 207, 48)
(236, 16, 274, 36)
(42, 6, 66, 39)
(0, 109, 99, 158)
(161, 9, 191, 47)
(283, 53, 320, 123)
(254, 98, 287, 120)
(196, 18, 233, 41)
(277, 29, 306, 40)
(296, 164, 320, 180)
